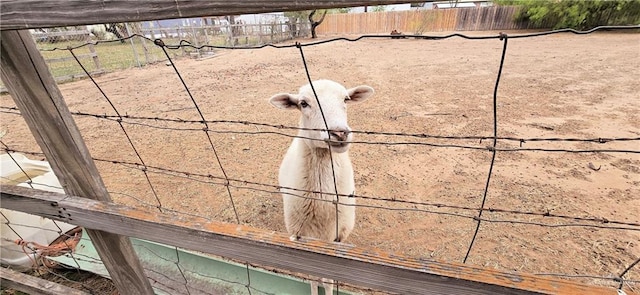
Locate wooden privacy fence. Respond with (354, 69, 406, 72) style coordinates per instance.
(316, 6, 548, 35)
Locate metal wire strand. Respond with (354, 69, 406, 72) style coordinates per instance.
(618, 257, 640, 289)
(464, 33, 508, 264)
(67, 48, 164, 211)
(38, 25, 640, 52)
(2, 144, 639, 231)
(3, 106, 638, 153)
(2, 25, 639, 294)
(154, 38, 250, 295)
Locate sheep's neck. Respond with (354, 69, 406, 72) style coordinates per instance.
(302, 146, 339, 200)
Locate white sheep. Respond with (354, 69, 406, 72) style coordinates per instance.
(269, 79, 374, 295)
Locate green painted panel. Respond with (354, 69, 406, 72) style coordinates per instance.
(51, 229, 350, 295)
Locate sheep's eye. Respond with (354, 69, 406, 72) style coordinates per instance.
(300, 101, 309, 108)
(344, 96, 350, 102)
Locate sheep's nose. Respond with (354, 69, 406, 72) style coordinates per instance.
(330, 130, 350, 142)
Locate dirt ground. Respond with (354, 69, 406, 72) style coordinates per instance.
(1, 31, 639, 292)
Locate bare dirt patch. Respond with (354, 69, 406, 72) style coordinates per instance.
(2, 31, 639, 291)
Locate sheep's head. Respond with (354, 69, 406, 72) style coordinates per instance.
(269, 79, 374, 153)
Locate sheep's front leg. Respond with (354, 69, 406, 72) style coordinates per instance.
(310, 280, 319, 295)
(310, 278, 334, 295)
(322, 278, 334, 295)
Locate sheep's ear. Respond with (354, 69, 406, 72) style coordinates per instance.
(346, 86, 374, 104)
(269, 93, 299, 110)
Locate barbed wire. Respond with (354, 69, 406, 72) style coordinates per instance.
(3, 106, 639, 144)
(2, 24, 639, 294)
(155, 40, 241, 223)
(0, 107, 640, 154)
(68, 42, 203, 295)
(2, 144, 638, 231)
(3, 171, 639, 291)
(2, 106, 638, 154)
(158, 35, 254, 295)
(67, 48, 165, 212)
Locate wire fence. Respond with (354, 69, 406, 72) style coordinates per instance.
(1, 25, 639, 294)
(0, 18, 310, 92)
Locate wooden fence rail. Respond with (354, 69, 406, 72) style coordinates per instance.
(0, 1, 428, 30)
(0, 267, 91, 295)
(0, 1, 633, 294)
(1, 185, 620, 295)
(1, 29, 154, 295)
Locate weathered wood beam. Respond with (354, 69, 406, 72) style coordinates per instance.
(0, 267, 92, 295)
(0, 0, 428, 30)
(1, 185, 621, 295)
(0, 30, 154, 295)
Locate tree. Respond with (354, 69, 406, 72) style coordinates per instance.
(104, 23, 127, 43)
(284, 8, 350, 38)
(495, 0, 640, 30)
(309, 10, 328, 38)
(225, 15, 241, 36)
(284, 11, 309, 37)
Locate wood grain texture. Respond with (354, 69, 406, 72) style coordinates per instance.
(2, 185, 627, 295)
(0, 267, 91, 295)
(0, 30, 154, 295)
(0, 0, 427, 30)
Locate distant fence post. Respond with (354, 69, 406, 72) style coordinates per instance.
(202, 21, 211, 47)
(190, 22, 201, 58)
(85, 33, 102, 72)
(125, 22, 141, 67)
(134, 23, 152, 65)
(0, 29, 154, 295)
(177, 26, 186, 55)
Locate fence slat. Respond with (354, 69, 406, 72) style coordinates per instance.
(0, 267, 91, 295)
(1, 185, 623, 295)
(0, 30, 154, 295)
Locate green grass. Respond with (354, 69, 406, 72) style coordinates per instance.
(33, 36, 233, 78)
(0, 34, 288, 90)
(0, 38, 169, 89)
(36, 38, 170, 81)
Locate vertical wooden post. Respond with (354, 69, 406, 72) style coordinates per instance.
(177, 26, 186, 55)
(125, 22, 141, 67)
(190, 24, 201, 58)
(147, 24, 158, 63)
(85, 33, 102, 73)
(131, 23, 152, 66)
(0, 30, 154, 295)
(202, 20, 210, 49)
